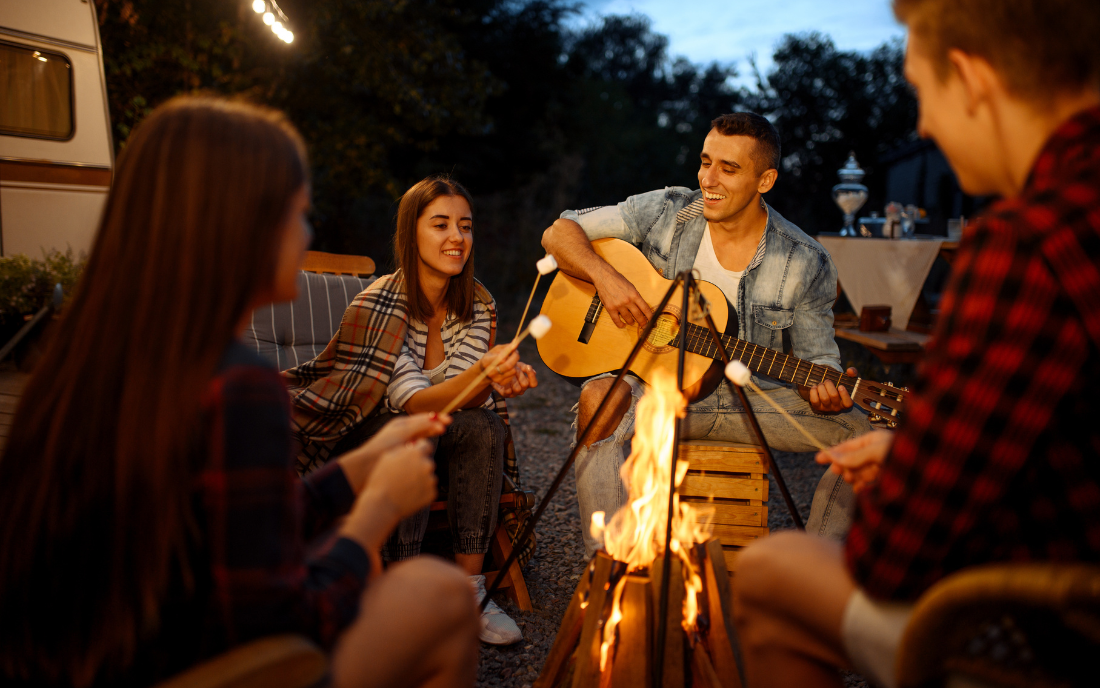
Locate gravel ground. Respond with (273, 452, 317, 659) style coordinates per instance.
(475, 340, 867, 688)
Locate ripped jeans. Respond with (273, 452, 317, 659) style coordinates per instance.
(573, 374, 871, 557)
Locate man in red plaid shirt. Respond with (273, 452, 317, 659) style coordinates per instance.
(732, 1, 1100, 687)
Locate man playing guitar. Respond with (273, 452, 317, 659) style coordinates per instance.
(541, 112, 872, 557)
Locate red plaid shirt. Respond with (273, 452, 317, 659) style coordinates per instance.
(197, 341, 370, 649)
(847, 107, 1100, 601)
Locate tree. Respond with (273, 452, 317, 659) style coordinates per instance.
(94, 0, 500, 254)
(742, 33, 918, 234)
(558, 14, 740, 206)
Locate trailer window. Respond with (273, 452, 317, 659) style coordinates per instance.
(0, 42, 74, 140)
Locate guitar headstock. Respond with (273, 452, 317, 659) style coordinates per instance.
(850, 380, 907, 427)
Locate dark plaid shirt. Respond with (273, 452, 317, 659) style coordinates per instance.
(847, 107, 1100, 601)
(198, 341, 370, 647)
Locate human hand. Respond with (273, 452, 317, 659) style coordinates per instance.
(802, 367, 857, 413)
(480, 345, 520, 386)
(593, 266, 653, 328)
(341, 439, 438, 556)
(815, 429, 893, 493)
(491, 361, 539, 398)
(360, 438, 438, 522)
(339, 413, 450, 493)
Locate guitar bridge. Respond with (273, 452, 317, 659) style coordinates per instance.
(578, 295, 603, 344)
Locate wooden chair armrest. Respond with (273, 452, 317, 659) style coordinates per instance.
(153, 635, 326, 688)
(897, 563, 1100, 688)
(301, 251, 375, 278)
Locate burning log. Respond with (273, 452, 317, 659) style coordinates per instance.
(536, 545, 741, 688)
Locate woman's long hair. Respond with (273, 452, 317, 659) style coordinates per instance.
(0, 97, 308, 686)
(394, 175, 476, 322)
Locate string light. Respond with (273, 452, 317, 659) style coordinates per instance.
(250, 1, 294, 44)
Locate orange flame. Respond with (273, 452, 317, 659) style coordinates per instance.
(594, 370, 715, 658)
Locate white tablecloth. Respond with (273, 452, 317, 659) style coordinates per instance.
(817, 237, 943, 330)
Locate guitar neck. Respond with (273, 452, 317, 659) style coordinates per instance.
(683, 323, 848, 389)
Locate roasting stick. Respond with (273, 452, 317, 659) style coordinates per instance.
(513, 254, 559, 341)
(439, 314, 553, 416)
(724, 361, 830, 452)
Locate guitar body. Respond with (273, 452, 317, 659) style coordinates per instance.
(537, 238, 730, 395)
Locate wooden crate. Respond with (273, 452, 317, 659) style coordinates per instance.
(678, 440, 771, 575)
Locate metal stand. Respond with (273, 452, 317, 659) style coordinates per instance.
(484, 269, 806, 688)
(654, 270, 693, 688)
(482, 271, 689, 609)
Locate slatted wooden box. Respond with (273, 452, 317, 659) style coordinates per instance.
(678, 440, 770, 575)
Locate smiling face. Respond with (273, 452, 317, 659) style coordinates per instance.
(415, 194, 473, 282)
(697, 130, 777, 223)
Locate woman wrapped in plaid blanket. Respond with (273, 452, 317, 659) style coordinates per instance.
(284, 175, 539, 646)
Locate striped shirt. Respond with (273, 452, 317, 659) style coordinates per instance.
(385, 294, 496, 412)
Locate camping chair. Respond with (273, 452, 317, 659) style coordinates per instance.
(896, 563, 1100, 688)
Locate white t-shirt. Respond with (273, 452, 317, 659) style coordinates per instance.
(692, 224, 744, 311)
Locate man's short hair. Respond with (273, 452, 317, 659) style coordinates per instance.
(710, 112, 781, 174)
(893, 0, 1100, 100)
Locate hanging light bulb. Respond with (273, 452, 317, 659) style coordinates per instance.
(273, 21, 284, 32)
(283, 31, 294, 43)
(262, 11, 274, 25)
(251, 0, 265, 13)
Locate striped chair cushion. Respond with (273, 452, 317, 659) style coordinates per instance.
(242, 270, 376, 371)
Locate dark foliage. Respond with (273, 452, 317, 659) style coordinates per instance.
(92, 1, 918, 309)
(743, 33, 918, 234)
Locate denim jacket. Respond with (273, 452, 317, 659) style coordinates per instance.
(562, 186, 842, 389)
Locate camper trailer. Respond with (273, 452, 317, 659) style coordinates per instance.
(0, 0, 113, 258)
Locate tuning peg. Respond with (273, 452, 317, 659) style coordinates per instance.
(887, 421, 898, 429)
(869, 413, 882, 422)
(902, 387, 910, 392)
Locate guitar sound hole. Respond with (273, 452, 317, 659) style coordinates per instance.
(641, 309, 681, 354)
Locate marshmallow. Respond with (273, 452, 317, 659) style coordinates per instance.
(590, 511, 606, 542)
(536, 254, 559, 275)
(528, 314, 553, 340)
(725, 360, 752, 386)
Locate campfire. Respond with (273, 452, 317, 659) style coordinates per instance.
(535, 372, 743, 688)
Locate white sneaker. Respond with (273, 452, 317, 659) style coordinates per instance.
(469, 574, 523, 645)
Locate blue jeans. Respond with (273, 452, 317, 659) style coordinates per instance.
(573, 374, 870, 557)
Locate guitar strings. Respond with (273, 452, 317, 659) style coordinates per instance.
(590, 303, 866, 449)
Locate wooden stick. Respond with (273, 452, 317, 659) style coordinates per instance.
(514, 273, 542, 342)
(743, 378, 830, 452)
(439, 323, 532, 416)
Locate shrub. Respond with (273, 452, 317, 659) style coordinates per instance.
(0, 250, 86, 320)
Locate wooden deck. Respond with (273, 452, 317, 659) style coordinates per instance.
(0, 370, 29, 451)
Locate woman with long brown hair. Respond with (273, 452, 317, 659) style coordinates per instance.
(285, 175, 538, 646)
(0, 97, 478, 688)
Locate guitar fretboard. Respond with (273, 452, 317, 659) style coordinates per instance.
(679, 322, 850, 389)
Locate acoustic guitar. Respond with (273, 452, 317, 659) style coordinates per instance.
(536, 238, 906, 423)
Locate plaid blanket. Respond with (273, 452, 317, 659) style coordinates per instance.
(282, 271, 534, 563)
